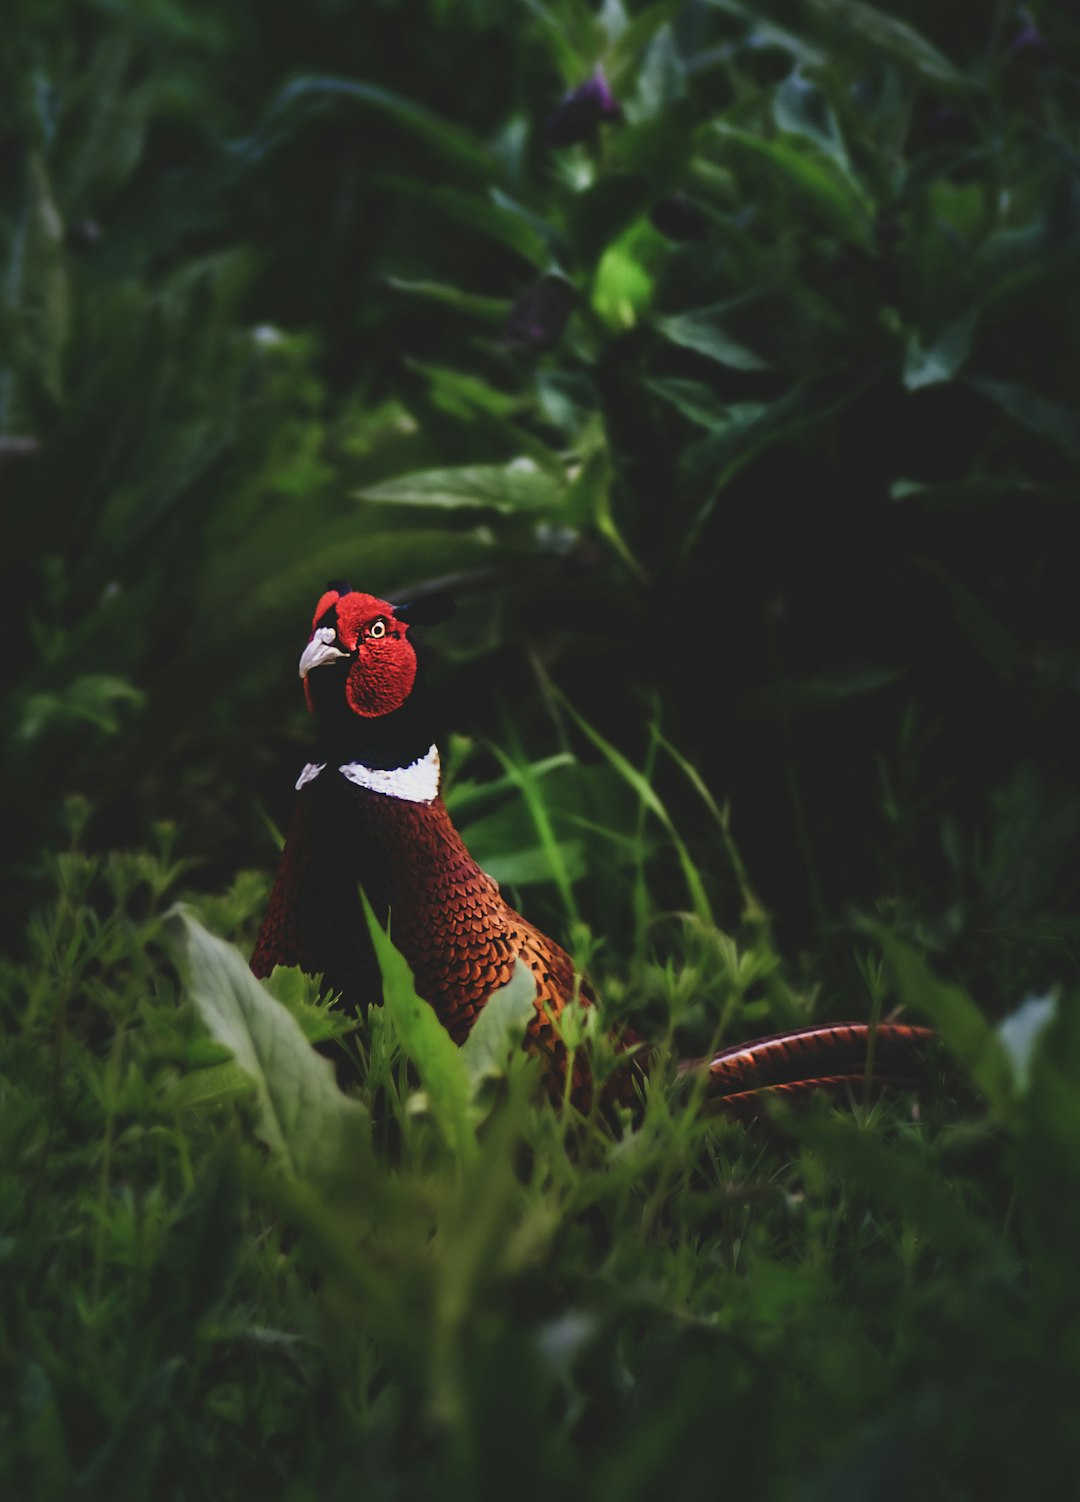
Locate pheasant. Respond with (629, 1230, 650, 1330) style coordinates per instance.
(251, 584, 932, 1114)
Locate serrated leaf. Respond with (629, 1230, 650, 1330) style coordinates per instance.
(262, 964, 357, 1043)
(361, 893, 474, 1162)
(460, 958, 537, 1096)
(356, 460, 567, 513)
(170, 908, 371, 1187)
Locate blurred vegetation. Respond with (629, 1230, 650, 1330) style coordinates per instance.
(3, 0, 1080, 1496)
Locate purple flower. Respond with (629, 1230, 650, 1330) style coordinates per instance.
(545, 68, 622, 147)
(505, 275, 577, 351)
(1008, 20, 1054, 67)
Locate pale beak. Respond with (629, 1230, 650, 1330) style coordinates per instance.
(298, 626, 348, 679)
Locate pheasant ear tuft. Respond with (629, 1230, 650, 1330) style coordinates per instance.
(395, 591, 457, 627)
(326, 578, 353, 596)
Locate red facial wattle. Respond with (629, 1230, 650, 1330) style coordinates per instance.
(300, 589, 417, 719)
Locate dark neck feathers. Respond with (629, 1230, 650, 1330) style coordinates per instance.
(307, 661, 436, 771)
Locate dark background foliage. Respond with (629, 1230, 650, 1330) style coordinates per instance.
(3, 1, 1080, 1497)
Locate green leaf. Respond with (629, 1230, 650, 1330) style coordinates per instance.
(998, 994, 1057, 1094)
(3, 150, 70, 424)
(262, 965, 357, 1043)
(653, 300, 771, 370)
(170, 908, 371, 1187)
(968, 379, 1080, 465)
(233, 76, 494, 180)
(773, 72, 849, 171)
(356, 460, 567, 513)
(711, 122, 873, 248)
(806, 0, 965, 87)
(374, 179, 551, 268)
(15, 675, 143, 743)
(876, 930, 1014, 1110)
(473, 840, 586, 890)
(167, 1059, 255, 1112)
(384, 276, 510, 325)
(592, 231, 660, 331)
(360, 892, 474, 1161)
(650, 372, 864, 545)
(789, 1114, 995, 1260)
(903, 312, 976, 391)
(75, 1360, 182, 1500)
(648, 378, 765, 432)
(558, 695, 713, 926)
(459, 958, 537, 1097)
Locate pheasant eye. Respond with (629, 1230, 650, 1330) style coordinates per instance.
(368, 618, 387, 639)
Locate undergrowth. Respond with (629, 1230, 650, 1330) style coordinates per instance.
(3, 764, 1078, 1501)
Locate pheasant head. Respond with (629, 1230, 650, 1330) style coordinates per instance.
(297, 582, 452, 777)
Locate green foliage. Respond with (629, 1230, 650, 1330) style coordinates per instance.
(5, 827, 1080, 1497)
(5, 0, 1080, 1494)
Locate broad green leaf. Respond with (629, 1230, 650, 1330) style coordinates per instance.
(170, 908, 371, 1186)
(608, 1, 681, 83)
(474, 840, 586, 889)
(356, 460, 567, 513)
(232, 76, 494, 180)
(876, 930, 1014, 1109)
(3, 150, 70, 423)
(384, 276, 510, 325)
(407, 360, 527, 421)
(711, 122, 873, 248)
(648, 378, 765, 432)
(703, 1, 827, 67)
(634, 24, 686, 118)
(650, 372, 864, 545)
(922, 562, 1018, 678)
(653, 301, 770, 370)
(361, 892, 474, 1162)
(999, 994, 1057, 1094)
(373, 178, 550, 267)
(903, 312, 976, 390)
(15, 675, 143, 743)
(167, 1059, 255, 1112)
(773, 72, 849, 171)
(592, 235, 658, 330)
(968, 379, 1080, 465)
(460, 958, 538, 1096)
(807, 0, 965, 87)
